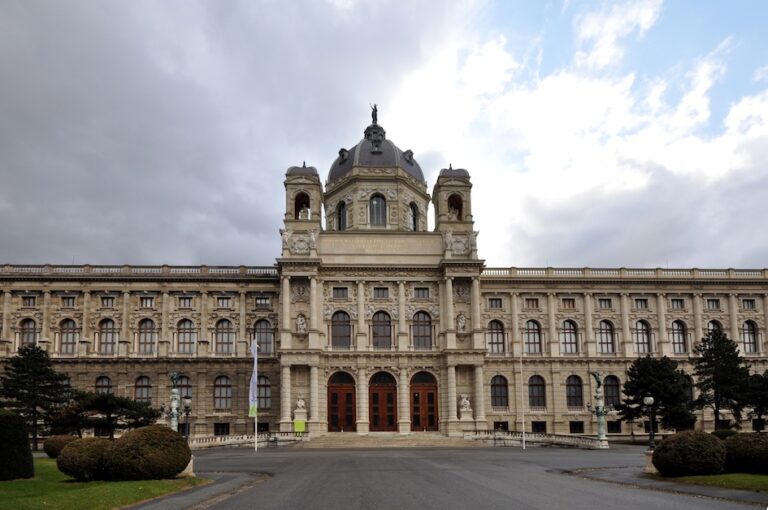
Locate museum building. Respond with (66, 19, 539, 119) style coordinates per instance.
(1, 112, 767, 438)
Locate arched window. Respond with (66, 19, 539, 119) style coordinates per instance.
(19, 318, 36, 347)
(524, 320, 542, 354)
(486, 320, 505, 353)
(178, 319, 196, 354)
(372, 311, 392, 350)
(332, 311, 351, 350)
(671, 320, 687, 353)
(60, 319, 78, 354)
(369, 194, 386, 226)
(604, 375, 621, 407)
(294, 192, 310, 220)
(409, 202, 419, 231)
(528, 375, 546, 407)
(742, 321, 758, 353)
(566, 375, 583, 407)
(254, 320, 273, 354)
(258, 375, 271, 409)
(633, 320, 651, 354)
(560, 320, 578, 353)
(135, 376, 152, 403)
(447, 194, 463, 220)
(491, 375, 508, 407)
(214, 375, 232, 411)
(412, 311, 432, 350)
(138, 319, 156, 354)
(337, 201, 347, 231)
(95, 376, 112, 395)
(707, 320, 722, 333)
(177, 375, 192, 399)
(98, 319, 117, 354)
(215, 319, 234, 354)
(597, 320, 615, 353)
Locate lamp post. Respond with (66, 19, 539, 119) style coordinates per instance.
(643, 395, 656, 450)
(182, 396, 192, 442)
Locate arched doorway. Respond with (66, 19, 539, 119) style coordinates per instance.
(411, 371, 438, 431)
(328, 372, 356, 432)
(369, 371, 397, 431)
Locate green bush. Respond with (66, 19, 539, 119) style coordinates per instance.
(652, 430, 726, 477)
(711, 429, 738, 440)
(57, 438, 111, 481)
(0, 410, 34, 480)
(105, 425, 191, 480)
(43, 435, 78, 459)
(724, 433, 768, 474)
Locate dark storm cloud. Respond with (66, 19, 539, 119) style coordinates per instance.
(0, 0, 458, 265)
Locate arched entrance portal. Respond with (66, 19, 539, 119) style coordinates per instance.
(328, 371, 356, 432)
(411, 371, 438, 431)
(369, 372, 397, 431)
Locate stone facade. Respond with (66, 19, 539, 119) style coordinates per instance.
(1, 117, 766, 438)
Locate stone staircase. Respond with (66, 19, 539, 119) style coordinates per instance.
(295, 432, 486, 448)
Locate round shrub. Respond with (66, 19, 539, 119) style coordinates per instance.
(652, 430, 725, 477)
(724, 433, 768, 474)
(711, 429, 738, 441)
(0, 410, 33, 480)
(57, 438, 111, 481)
(44, 435, 78, 459)
(105, 425, 191, 480)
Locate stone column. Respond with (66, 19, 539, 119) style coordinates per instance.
(398, 368, 410, 434)
(584, 293, 595, 356)
(79, 291, 91, 356)
(471, 277, 481, 327)
(238, 291, 247, 356)
(510, 292, 520, 356)
(729, 293, 740, 345)
(397, 281, 406, 350)
(445, 278, 455, 328)
(357, 367, 369, 434)
(693, 293, 703, 347)
(280, 364, 292, 431)
(158, 291, 170, 356)
(309, 365, 320, 432)
(357, 281, 366, 350)
(474, 365, 486, 426)
(656, 293, 667, 355)
(1, 291, 10, 341)
(119, 291, 130, 356)
(547, 293, 557, 356)
(620, 293, 632, 356)
(447, 364, 457, 429)
(282, 277, 291, 330)
(763, 294, 768, 353)
(42, 290, 51, 344)
(310, 277, 318, 330)
(199, 291, 209, 356)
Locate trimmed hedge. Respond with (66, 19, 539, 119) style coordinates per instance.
(57, 438, 111, 481)
(0, 410, 34, 480)
(711, 429, 738, 441)
(43, 435, 78, 459)
(652, 431, 726, 477)
(105, 425, 191, 480)
(724, 433, 768, 474)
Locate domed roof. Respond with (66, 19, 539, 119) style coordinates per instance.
(286, 161, 318, 176)
(328, 115, 425, 184)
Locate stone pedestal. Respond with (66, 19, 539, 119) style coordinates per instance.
(459, 408, 474, 422)
(178, 456, 195, 478)
(644, 449, 657, 474)
(293, 409, 307, 433)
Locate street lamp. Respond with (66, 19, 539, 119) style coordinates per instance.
(643, 395, 655, 450)
(182, 396, 192, 442)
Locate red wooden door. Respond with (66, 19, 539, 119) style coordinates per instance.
(328, 385, 356, 432)
(370, 386, 397, 431)
(411, 384, 438, 431)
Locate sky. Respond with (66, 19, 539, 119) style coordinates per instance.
(1, 0, 768, 269)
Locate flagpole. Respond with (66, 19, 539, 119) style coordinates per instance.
(249, 340, 259, 453)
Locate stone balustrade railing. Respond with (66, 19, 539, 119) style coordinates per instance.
(465, 429, 604, 449)
(188, 431, 307, 450)
(0, 264, 278, 277)
(481, 267, 767, 280)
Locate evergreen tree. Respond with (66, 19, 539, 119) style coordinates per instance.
(692, 329, 750, 429)
(0, 345, 70, 449)
(86, 393, 161, 439)
(744, 370, 768, 430)
(49, 389, 93, 437)
(615, 355, 695, 430)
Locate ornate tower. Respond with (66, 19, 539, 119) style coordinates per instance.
(432, 166, 478, 259)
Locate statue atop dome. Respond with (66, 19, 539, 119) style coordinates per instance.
(371, 103, 378, 125)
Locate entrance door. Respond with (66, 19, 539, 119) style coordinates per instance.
(328, 372, 356, 432)
(411, 371, 438, 431)
(369, 372, 397, 431)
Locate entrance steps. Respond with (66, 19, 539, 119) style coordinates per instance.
(296, 432, 485, 449)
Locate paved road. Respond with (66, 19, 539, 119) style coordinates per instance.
(171, 444, 759, 510)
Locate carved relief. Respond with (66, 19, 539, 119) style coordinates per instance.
(291, 281, 309, 302)
(289, 234, 311, 255)
(453, 283, 470, 303)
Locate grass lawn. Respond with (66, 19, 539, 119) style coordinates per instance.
(672, 473, 768, 493)
(0, 457, 209, 510)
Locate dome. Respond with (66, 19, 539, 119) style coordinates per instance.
(439, 165, 469, 178)
(286, 161, 318, 176)
(328, 122, 425, 184)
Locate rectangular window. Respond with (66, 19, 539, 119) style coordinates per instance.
(525, 298, 539, 309)
(257, 422, 270, 433)
(332, 287, 348, 299)
(255, 296, 270, 308)
(670, 298, 684, 310)
(743, 298, 756, 310)
(213, 423, 230, 436)
(178, 296, 192, 308)
(414, 287, 429, 299)
(598, 298, 612, 309)
(61, 296, 75, 308)
(634, 298, 648, 310)
(489, 298, 502, 309)
(562, 298, 576, 309)
(140, 297, 154, 308)
(373, 287, 389, 299)
(22, 296, 36, 307)
(531, 421, 547, 434)
(607, 421, 622, 434)
(706, 298, 720, 310)
(569, 421, 584, 434)
(217, 296, 231, 308)
(101, 296, 115, 308)
(493, 421, 509, 431)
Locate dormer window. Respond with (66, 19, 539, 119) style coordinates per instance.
(370, 194, 386, 226)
